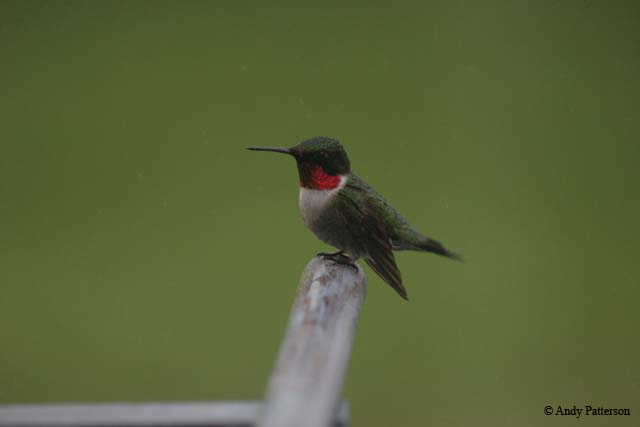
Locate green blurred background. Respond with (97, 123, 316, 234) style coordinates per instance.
(1, 1, 639, 426)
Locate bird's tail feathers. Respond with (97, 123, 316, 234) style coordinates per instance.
(418, 237, 463, 262)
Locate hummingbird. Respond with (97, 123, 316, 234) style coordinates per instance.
(247, 137, 462, 300)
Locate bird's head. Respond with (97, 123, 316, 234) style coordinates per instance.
(247, 136, 351, 190)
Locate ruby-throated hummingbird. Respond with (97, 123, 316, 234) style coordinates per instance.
(247, 136, 461, 300)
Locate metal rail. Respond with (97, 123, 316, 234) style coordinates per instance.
(0, 401, 349, 426)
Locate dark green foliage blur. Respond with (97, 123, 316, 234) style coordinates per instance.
(1, 1, 639, 425)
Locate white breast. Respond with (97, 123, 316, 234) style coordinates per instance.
(298, 175, 348, 227)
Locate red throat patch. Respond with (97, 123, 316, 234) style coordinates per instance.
(300, 165, 342, 190)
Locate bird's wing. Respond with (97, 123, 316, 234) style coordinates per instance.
(362, 215, 408, 300)
(336, 184, 408, 300)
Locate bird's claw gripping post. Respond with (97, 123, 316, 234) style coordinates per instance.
(316, 251, 359, 273)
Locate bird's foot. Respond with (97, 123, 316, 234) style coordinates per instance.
(316, 250, 344, 257)
(317, 251, 359, 273)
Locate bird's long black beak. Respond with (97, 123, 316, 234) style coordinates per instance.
(246, 146, 292, 155)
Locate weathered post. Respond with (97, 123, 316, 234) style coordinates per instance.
(258, 256, 367, 427)
(0, 257, 365, 427)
